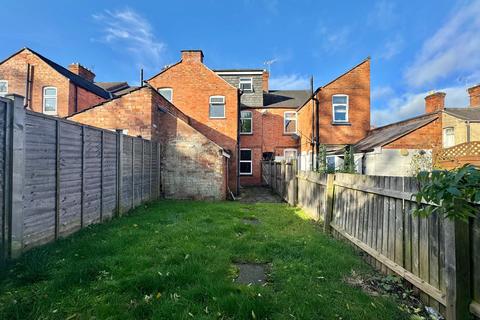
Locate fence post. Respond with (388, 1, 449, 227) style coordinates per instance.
(323, 173, 335, 234)
(444, 219, 471, 320)
(116, 130, 124, 216)
(6, 94, 25, 258)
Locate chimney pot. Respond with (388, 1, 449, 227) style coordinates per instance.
(425, 91, 446, 113)
(467, 84, 480, 108)
(68, 63, 95, 82)
(181, 50, 204, 63)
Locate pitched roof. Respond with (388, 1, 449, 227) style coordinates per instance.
(263, 90, 310, 108)
(353, 113, 439, 152)
(14, 48, 111, 99)
(444, 107, 480, 121)
(95, 81, 129, 92)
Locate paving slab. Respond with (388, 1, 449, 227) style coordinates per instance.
(234, 263, 267, 285)
(238, 187, 283, 203)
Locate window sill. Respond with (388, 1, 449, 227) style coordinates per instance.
(240, 173, 253, 176)
(209, 117, 226, 120)
(240, 132, 253, 135)
(331, 122, 351, 126)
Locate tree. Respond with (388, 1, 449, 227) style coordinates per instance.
(414, 164, 480, 221)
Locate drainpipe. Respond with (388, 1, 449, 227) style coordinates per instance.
(310, 77, 315, 170)
(236, 89, 243, 195)
(314, 89, 320, 170)
(466, 120, 471, 143)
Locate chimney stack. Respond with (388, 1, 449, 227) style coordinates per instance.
(467, 84, 480, 107)
(262, 70, 269, 92)
(425, 91, 446, 113)
(181, 50, 204, 63)
(68, 63, 95, 82)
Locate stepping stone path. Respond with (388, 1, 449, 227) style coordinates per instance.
(234, 263, 267, 285)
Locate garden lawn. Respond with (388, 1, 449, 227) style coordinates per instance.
(0, 200, 408, 319)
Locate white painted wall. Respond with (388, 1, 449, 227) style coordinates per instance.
(360, 148, 432, 177)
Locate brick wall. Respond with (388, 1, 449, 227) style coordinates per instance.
(240, 107, 299, 185)
(0, 49, 70, 116)
(0, 49, 106, 117)
(297, 59, 370, 151)
(384, 117, 442, 150)
(148, 51, 239, 193)
(68, 86, 227, 199)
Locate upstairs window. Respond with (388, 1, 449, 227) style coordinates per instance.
(443, 127, 455, 148)
(239, 149, 252, 175)
(209, 96, 225, 118)
(240, 110, 253, 134)
(0, 80, 8, 96)
(332, 94, 349, 123)
(158, 88, 173, 102)
(284, 111, 297, 134)
(43, 87, 57, 115)
(239, 77, 253, 92)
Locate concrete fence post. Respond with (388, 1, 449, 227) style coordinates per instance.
(323, 174, 335, 234)
(444, 219, 471, 320)
(6, 94, 26, 258)
(116, 130, 124, 216)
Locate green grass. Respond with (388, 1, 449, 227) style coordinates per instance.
(0, 200, 408, 319)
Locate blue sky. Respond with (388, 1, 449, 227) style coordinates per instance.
(2, 0, 479, 126)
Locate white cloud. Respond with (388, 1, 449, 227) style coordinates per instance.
(93, 8, 166, 71)
(269, 74, 310, 90)
(372, 86, 470, 126)
(404, 1, 480, 88)
(317, 25, 351, 52)
(379, 34, 404, 60)
(371, 85, 394, 100)
(368, 1, 397, 28)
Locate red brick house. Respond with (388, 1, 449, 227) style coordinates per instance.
(297, 58, 371, 171)
(67, 85, 229, 200)
(147, 50, 240, 193)
(0, 48, 111, 117)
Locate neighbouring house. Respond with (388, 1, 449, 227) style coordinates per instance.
(352, 85, 480, 176)
(147, 50, 240, 194)
(214, 68, 308, 185)
(0, 48, 111, 117)
(67, 85, 229, 200)
(297, 58, 371, 171)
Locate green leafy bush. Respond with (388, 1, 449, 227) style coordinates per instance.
(414, 164, 480, 221)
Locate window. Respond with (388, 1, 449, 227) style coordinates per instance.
(239, 78, 253, 92)
(0, 80, 8, 95)
(332, 94, 348, 123)
(443, 127, 455, 148)
(284, 149, 297, 162)
(43, 87, 57, 115)
(240, 149, 252, 175)
(158, 88, 173, 102)
(209, 96, 225, 118)
(326, 156, 336, 171)
(240, 110, 253, 134)
(284, 111, 297, 134)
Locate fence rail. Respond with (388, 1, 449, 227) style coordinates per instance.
(262, 160, 480, 320)
(0, 95, 161, 264)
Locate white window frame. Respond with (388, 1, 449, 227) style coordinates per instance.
(332, 94, 349, 123)
(158, 87, 173, 102)
(240, 110, 253, 134)
(239, 148, 253, 175)
(283, 111, 297, 134)
(0, 80, 8, 96)
(283, 149, 298, 162)
(443, 127, 455, 148)
(239, 77, 253, 93)
(209, 95, 226, 119)
(43, 86, 57, 115)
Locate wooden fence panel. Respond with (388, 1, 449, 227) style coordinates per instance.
(133, 138, 143, 207)
(23, 114, 57, 248)
(122, 136, 133, 210)
(102, 131, 117, 220)
(58, 121, 83, 237)
(0, 100, 7, 264)
(297, 171, 326, 221)
(83, 127, 102, 226)
(143, 141, 151, 202)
